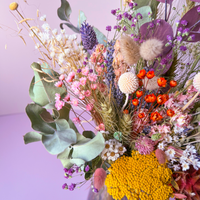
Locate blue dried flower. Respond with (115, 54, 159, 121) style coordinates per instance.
(80, 22, 97, 50)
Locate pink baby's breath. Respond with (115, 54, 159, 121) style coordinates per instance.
(88, 73, 97, 82)
(59, 74, 65, 81)
(91, 84, 97, 90)
(55, 93, 61, 101)
(55, 81, 63, 87)
(73, 117, 81, 124)
(55, 100, 65, 110)
(63, 94, 70, 102)
(86, 103, 93, 111)
(82, 67, 89, 76)
(85, 90, 91, 97)
(79, 77, 87, 86)
(71, 99, 79, 106)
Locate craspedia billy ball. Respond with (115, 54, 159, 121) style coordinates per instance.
(193, 72, 200, 91)
(9, 2, 18, 10)
(118, 72, 139, 94)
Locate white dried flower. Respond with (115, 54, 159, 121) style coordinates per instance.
(118, 72, 139, 94)
(140, 38, 163, 61)
(193, 72, 200, 91)
(40, 15, 46, 21)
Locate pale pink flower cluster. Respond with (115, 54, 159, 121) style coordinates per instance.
(55, 93, 70, 110)
(135, 136, 155, 155)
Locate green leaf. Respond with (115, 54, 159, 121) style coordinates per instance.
(57, 148, 85, 168)
(78, 10, 87, 29)
(55, 103, 71, 121)
(93, 27, 107, 46)
(40, 109, 54, 123)
(133, 6, 152, 28)
(60, 23, 80, 33)
(42, 119, 77, 155)
(29, 62, 66, 107)
(134, 0, 150, 8)
(26, 104, 56, 134)
(72, 132, 105, 162)
(85, 171, 93, 180)
(83, 131, 95, 139)
(57, 0, 72, 22)
(150, 0, 160, 19)
(24, 131, 42, 144)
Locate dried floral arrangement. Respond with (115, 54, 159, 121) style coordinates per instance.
(9, 0, 200, 199)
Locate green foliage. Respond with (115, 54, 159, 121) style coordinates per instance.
(83, 131, 95, 139)
(164, 53, 177, 79)
(29, 62, 66, 107)
(24, 131, 42, 144)
(57, 0, 72, 21)
(93, 27, 107, 46)
(150, 0, 160, 19)
(78, 11, 87, 29)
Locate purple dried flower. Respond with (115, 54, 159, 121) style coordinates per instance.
(131, 23, 136, 28)
(68, 168, 74, 176)
(80, 22, 97, 50)
(117, 14, 122, 20)
(85, 165, 90, 172)
(128, 14, 133, 21)
(106, 26, 112, 31)
(181, 20, 188, 26)
(64, 174, 70, 179)
(92, 188, 99, 193)
(177, 27, 183, 36)
(156, 19, 161, 25)
(77, 68, 82, 73)
(132, 17, 138, 23)
(75, 167, 80, 173)
(167, 35, 172, 42)
(182, 28, 190, 36)
(123, 12, 129, 18)
(68, 183, 76, 191)
(83, 61, 87, 65)
(180, 46, 187, 51)
(148, 12, 152, 17)
(89, 69, 93, 73)
(149, 22, 154, 29)
(176, 20, 180, 27)
(136, 13, 143, 19)
(129, 2, 133, 9)
(177, 36, 182, 43)
(197, 6, 200, 13)
(85, 57, 88, 60)
(64, 168, 69, 173)
(188, 34, 195, 41)
(62, 183, 68, 189)
(101, 64, 105, 68)
(111, 9, 116, 15)
(114, 25, 121, 30)
(123, 26, 127, 32)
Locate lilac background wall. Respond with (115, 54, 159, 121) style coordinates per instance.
(0, 0, 117, 200)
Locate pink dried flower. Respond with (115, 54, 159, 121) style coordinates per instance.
(55, 93, 61, 101)
(135, 136, 155, 155)
(63, 94, 70, 102)
(88, 73, 97, 82)
(82, 67, 89, 76)
(85, 90, 91, 97)
(71, 99, 79, 106)
(91, 84, 97, 90)
(86, 103, 93, 111)
(55, 81, 63, 87)
(96, 123, 105, 131)
(79, 94, 85, 100)
(59, 74, 65, 81)
(79, 77, 87, 86)
(55, 100, 65, 110)
(66, 72, 75, 82)
(71, 81, 80, 90)
(94, 168, 107, 191)
(72, 117, 81, 124)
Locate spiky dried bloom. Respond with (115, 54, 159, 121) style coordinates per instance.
(118, 72, 139, 94)
(193, 72, 200, 91)
(120, 35, 141, 65)
(140, 38, 163, 61)
(143, 76, 160, 91)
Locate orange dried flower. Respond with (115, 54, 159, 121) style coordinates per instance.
(146, 71, 155, 79)
(157, 77, 167, 87)
(167, 109, 175, 117)
(138, 113, 145, 119)
(137, 69, 146, 79)
(170, 80, 177, 87)
(145, 95, 151, 103)
(148, 94, 156, 103)
(132, 99, 139, 106)
(157, 95, 165, 104)
(136, 90, 143, 98)
(123, 109, 129, 114)
(150, 112, 163, 121)
(139, 80, 143, 86)
(162, 94, 169, 103)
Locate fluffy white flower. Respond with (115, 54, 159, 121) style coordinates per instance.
(165, 148, 175, 160)
(181, 162, 190, 171)
(40, 15, 46, 21)
(35, 43, 40, 49)
(173, 164, 180, 171)
(158, 142, 166, 151)
(52, 29, 58, 35)
(42, 23, 50, 32)
(165, 135, 172, 143)
(192, 159, 200, 170)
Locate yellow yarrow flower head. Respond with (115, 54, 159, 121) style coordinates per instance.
(105, 151, 173, 200)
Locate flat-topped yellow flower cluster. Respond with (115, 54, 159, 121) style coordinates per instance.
(105, 151, 173, 200)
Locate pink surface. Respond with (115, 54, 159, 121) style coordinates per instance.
(0, 112, 93, 200)
(0, 0, 117, 115)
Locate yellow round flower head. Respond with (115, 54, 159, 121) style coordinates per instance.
(105, 151, 173, 200)
(9, 2, 18, 11)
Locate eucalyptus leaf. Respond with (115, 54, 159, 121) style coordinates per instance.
(93, 27, 107, 46)
(57, 148, 85, 168)
(60, 23, 80, 33)
(134, 0, 150, 8)
(72, 132, 105, 162)
(40, 109, 54, 123)
(57, 0, 72, 22)
(56, 103, 71, 121)
(29, 62, 66, 107)
(42, 119, 77, 155)
(78, 11, 87, 29)
(150, 0, 160, 19)
(26, 103, 56, 134)
(24, 131, 42, 144)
